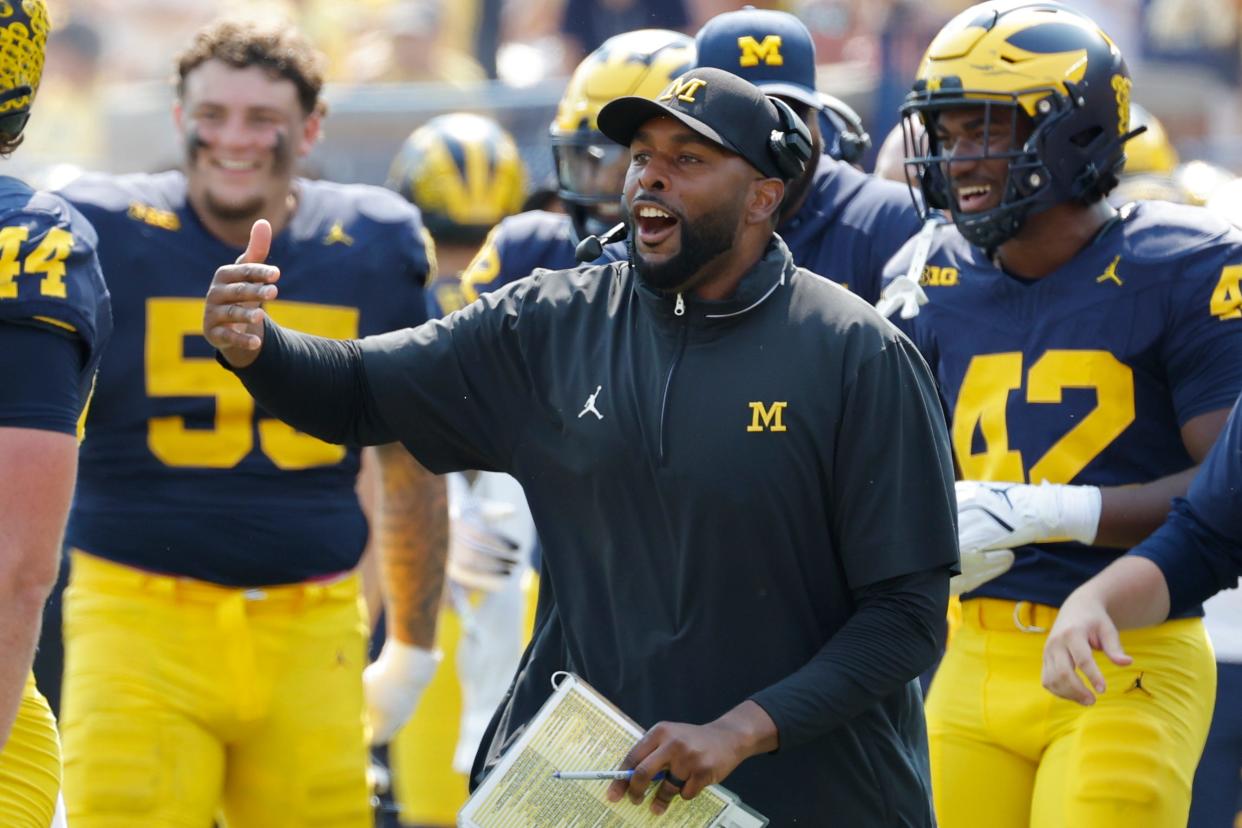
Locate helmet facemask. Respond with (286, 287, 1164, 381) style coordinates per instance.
(904, 83, 1136, 250)
(550, 131, 628, 238)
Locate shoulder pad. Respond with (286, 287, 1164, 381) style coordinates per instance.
(1121, 201, 1239, 263)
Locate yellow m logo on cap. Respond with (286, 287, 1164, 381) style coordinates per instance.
(747, 401, 788, 432)
(738, 35, 783, 67)
(657, 77, 708, 104)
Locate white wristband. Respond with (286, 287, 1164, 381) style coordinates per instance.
(1049, 482, 1102, 545)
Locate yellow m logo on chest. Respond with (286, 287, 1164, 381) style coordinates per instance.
(747, 401, 788, 432)
(738, 35, 783, 67)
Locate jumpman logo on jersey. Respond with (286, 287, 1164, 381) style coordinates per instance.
(1096, 255, 1123, 286)
(1124, 671, 1153, 697)
(323, 222, 354, 246)
(578, 385, 604, 420)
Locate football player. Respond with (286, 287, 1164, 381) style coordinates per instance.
(384, 112, 536, 827)
(54, 20, 446, 827)
(885, 2, 1242, 826)
(0, 4, 111, 826)
(456, 28, 693, 306)
(692, 7, 923, 303)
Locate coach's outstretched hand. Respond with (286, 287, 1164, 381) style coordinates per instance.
(204, 219, 280, 368)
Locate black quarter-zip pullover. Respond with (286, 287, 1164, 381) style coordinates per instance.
(231, 236, 959, 825)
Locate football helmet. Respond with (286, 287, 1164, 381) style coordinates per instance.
(387, 113, 527, 243)
(1124, 103, 1177, 176)
(901, 1, 1140, 249)
(0, 0, 49, 151)
(551, 28, 694, 239)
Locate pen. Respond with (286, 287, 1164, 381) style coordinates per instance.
(552, 770, 668, 782)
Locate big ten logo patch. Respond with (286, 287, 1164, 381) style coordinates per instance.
(919, 265, 959, 287)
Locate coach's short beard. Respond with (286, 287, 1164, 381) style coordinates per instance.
(625, 199, 739, 294)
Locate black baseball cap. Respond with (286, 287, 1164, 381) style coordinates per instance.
(694, 8, 819, 109)
(597, 67, 794, 181)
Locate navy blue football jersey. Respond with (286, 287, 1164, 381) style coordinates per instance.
(454, 210, 625, 307)
(779, 157, 923, 304)
(885, 200, 1242, 608)
(61, 171, 432, 586)
(0, 176, 111, 434)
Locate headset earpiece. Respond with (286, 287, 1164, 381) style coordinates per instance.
(817, 93, 870, 166)
(767, 96, 814, 180)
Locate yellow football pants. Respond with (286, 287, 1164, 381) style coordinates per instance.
(928, 597, 1216, 828)
(0, 673, 61, 827)
(60, 551, 372, 828)
(392, 571, 538, 826)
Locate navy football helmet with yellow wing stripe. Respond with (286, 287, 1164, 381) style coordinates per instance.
(901, 1, 1141, 249)
(550, 28, 694, 239)
(0, 0, 48, 153)
(387, 113, 527, 244)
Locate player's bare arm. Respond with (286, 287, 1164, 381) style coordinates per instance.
(1094, 406, 1231, 547)
(362, 443, 448, 744)
(375, 443, 448, 650)
(0, 429, 77, 751)
(1041, 555, 1170, 706)
(203, 219, 279, 367)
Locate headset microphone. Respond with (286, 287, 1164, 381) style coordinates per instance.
(574, 221, 628, 263)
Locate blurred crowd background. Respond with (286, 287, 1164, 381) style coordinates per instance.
(22, 0, 1242, 197)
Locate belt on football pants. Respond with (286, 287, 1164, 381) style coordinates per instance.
(961, 597, 1059, 633)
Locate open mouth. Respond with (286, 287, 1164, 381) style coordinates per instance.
(634, 203, 679, 248)
(955, 183, 993, 213)
(214, 158, 262, 174)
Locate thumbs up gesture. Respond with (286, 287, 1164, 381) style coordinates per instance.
(204, 219, 280, 368)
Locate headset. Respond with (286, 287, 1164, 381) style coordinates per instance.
(767, 96, 814, 180)
(817, 93, 870, 166)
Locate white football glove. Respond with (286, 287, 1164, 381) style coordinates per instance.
(876, 276, 929, 320)
(876, 216, 939, 320)
(950, 547, 1016, 596)
(448, 473, 525, 593)
(363, 640, 440, 745)
(956, 480, 1102, 553)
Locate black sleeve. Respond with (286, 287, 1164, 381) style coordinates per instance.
(832, 331, 959, 586)
(0, 321, 85, 435)
(750, 567, 947, 750)
(232, 278, 537, 474)
(746, 329, 956, 749)
(227, 319, 398, 446)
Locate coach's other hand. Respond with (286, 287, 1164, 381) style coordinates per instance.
(606, 700, 777, 816)
(204, 219, 280, 368)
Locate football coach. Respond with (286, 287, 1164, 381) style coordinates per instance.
(203, 67, 959, 825)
